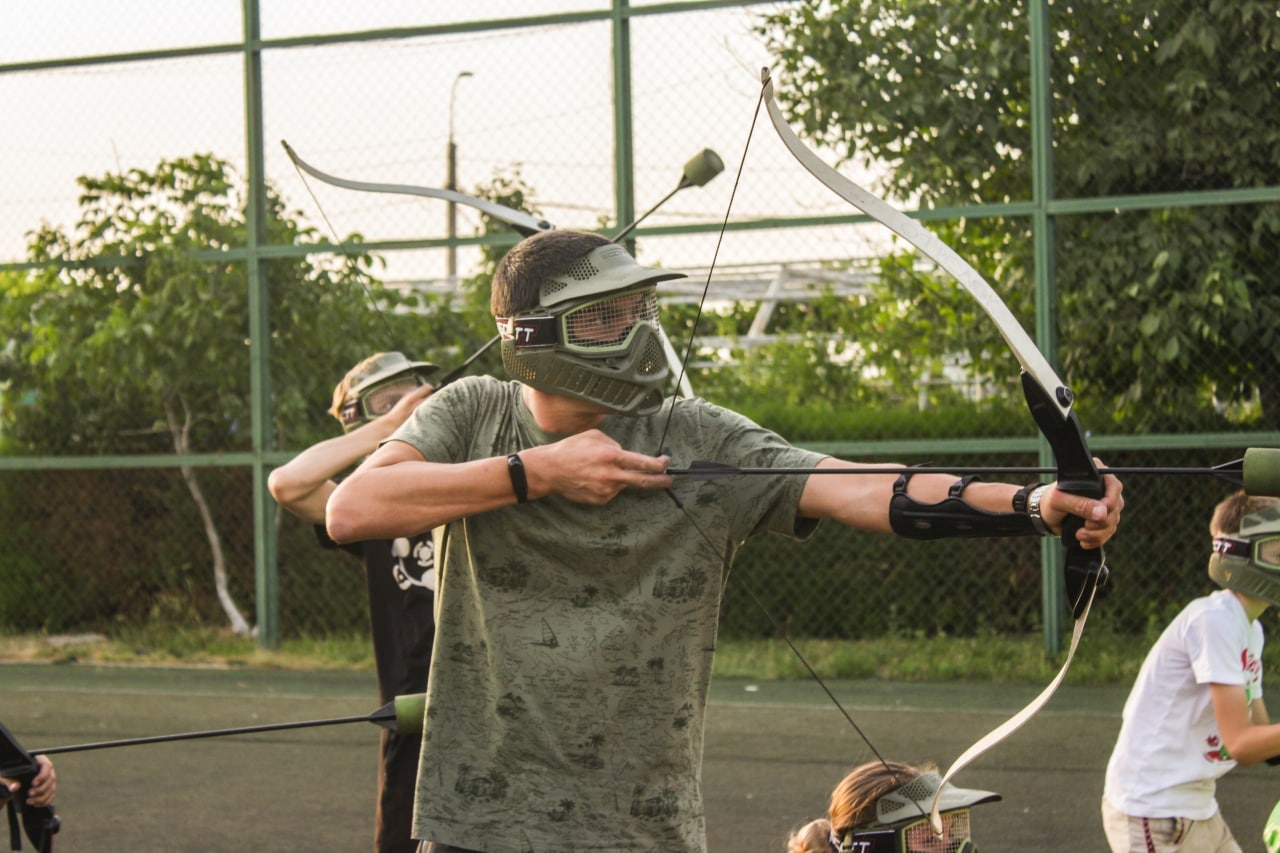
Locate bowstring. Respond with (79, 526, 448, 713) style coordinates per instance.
(662, 487, 894, 771)
(655, 85, 760, 453)
(655, 74, 906, 796)
(290, 159, 401, 350)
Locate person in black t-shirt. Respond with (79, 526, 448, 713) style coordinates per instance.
(269, 352, 438, 853)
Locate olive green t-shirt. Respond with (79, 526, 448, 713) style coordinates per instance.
(394, 376, 825, 852)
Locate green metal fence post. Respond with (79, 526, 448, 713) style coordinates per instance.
(1028, 0, 1063, 655)
(242, 0, 279, 648)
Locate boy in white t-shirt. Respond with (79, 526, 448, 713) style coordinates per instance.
(1102, 492, 1280, 852)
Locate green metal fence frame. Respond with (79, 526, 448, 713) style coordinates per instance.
(3, 0, 1279, 650)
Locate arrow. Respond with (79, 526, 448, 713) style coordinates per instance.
(27, 694, 426, 757)
(612, 148, 725, 242)
(668, 447, 1280, 496)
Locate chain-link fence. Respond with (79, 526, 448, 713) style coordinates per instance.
(2, 1, 1278, 648)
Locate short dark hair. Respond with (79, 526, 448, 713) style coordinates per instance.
(491, 230, 612, 317)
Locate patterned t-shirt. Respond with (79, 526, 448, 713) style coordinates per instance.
(392, 376, 825, 852)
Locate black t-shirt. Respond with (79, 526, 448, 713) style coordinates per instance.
(314, 525, 436, 702)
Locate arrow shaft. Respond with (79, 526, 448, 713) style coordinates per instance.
(32, 711, 388, 756)
(668, 464, 1234, 478)
(435, 335, 500, 389)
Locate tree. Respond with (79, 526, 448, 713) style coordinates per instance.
(759, 0, 1280, 430)
(0, 154, 445, 633)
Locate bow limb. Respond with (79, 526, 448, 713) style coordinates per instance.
(761, 67, 1109, 831)
(760, 68, 1106, 604)
(281, 142, 693, 398)
(761, 71, 1065, 408)
(280, 140, 554, 238)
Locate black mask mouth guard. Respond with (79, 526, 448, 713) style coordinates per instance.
(832, 812, 978, 853)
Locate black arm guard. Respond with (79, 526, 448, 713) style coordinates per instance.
(888, 473, 1039, 540)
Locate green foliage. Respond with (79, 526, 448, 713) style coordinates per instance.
(731, 397, 1028, 444)
(0, 467, 248, 631)
(759, 0, 1280, 430)
(461, 166, 543, 294)
(1061, 206, 1280, 430)
(0, 627, 376, 669)
(0, 156, 549, 635)
(676, 245, 1028, 425)
(0, 154, 421, 454)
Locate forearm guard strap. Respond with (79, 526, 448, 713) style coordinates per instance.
(888, 473, 1038, 540)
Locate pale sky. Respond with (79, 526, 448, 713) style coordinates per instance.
(1, 1, 895, 280)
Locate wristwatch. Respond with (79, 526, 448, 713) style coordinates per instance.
(1026, 484, 1051, 536)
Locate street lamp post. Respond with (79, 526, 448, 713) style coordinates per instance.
(446, 70, 474, 287)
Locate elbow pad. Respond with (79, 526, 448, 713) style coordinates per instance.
(889, 474, 1038, 540)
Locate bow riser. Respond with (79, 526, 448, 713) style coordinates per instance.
(758, 66, 1110, 832)
(1022, 373, 1109, 616)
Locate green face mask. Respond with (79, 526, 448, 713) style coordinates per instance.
(495, 244, 684, 416)
(1208, 504, 1280, 606)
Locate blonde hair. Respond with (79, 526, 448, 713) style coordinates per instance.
(786, 760, 931, 852)
(786, 818, 833, 853)
(831, 759, 931, 836)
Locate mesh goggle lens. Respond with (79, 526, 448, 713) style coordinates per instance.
(834, 809, 973, 853)
(899, 809, 971, 852)
(339, 375, 426, 428)
(561, 289, 659, 353)
(496, 289, 660, 354)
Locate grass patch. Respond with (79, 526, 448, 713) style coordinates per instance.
(0, 625, 1172, 685)
(0, 628, 375, 670)
(711, 630, 1160, 685)
(9, 624, 1277, 687)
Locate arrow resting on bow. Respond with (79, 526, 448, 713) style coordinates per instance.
(669, 452, 1280, 491)
(759, 66, 1110, 833)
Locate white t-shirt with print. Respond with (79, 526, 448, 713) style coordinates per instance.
(1103, 589, 1264, 819)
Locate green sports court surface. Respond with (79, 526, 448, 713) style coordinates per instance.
(3, 663, 1276, 851)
